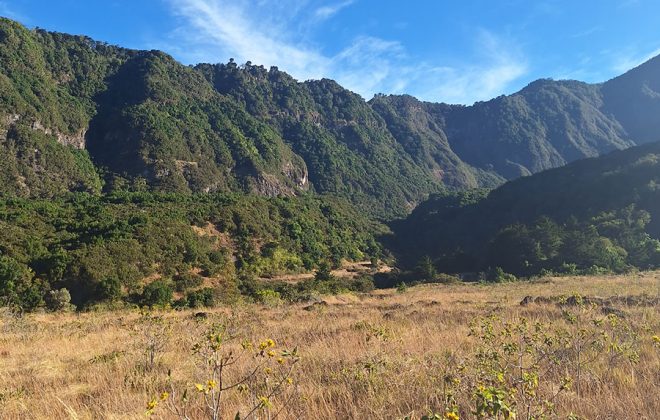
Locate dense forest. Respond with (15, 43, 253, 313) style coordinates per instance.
(3, 17, 660, 216)
(388, 141, 660, 279)
(0, 192, 383, 310)
(2, 17, 660, 310)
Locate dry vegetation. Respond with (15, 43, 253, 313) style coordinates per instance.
(1, 272, 659, 419)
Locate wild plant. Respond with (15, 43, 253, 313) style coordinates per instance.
(148, 318, 299, 419)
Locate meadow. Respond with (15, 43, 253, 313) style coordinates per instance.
(1, 272, 658, 419)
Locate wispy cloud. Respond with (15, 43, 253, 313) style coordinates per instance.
(0, 1, 25, 22)
(415, 30, 528, 104)
(570, 26, 602, 39)
(611, 46, 660, 73)
(164, 0, 528, 104)
(314, 0, 354, 21)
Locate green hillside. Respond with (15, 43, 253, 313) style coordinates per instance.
(0, 191, 383, 309)
(389, 141, 660, 277)
(3, 17, 660, 217)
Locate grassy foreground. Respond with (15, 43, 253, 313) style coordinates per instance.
(1, 273, 658, 419)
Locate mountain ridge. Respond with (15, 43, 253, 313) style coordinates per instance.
(388, 140, 660, 277)
(2, 17, 660, 217)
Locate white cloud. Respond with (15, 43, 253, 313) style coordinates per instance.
(314, 0, 354, 20)
(611, 47, 660, 74)
(165, 0, 528, 104)
(403, 30, 529, 104)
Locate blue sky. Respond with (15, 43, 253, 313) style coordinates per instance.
(2, 0, 660, 104)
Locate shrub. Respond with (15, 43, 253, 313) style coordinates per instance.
(173, 271, 204, 292)
(255, 289, 282, 306)
(46, 288, 75, 311)
(314, 261, 333, 282)
(98, 277, 122, 301)
(142, 280, 173, 307)
(487, 267, 517, 283)
(186, 288, 217, 308)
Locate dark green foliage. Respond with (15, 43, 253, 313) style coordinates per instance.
(97, 277, 122, 301)
(3, 18, 660, 218)
(0, 254, 44, 310)
(314, 261, 333, 282)
(415, 256, 437, 281)
(173, 272, 204, 293)
(391, 142, 660, 277)
(0, 192, 382, 310)
(185, 287, 217, 308)
(141, 280, 173, 307)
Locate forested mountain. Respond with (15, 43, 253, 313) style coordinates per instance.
(371, 73, 658, 182)
(2, 17, 660, 217)
(388, 141, 660, 277)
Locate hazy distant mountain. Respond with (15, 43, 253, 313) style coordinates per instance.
(2, 17, 660, 216)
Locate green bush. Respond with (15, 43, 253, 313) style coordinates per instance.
(97, 277, 122, 301)
(185, 287, 217, 308)
(141, 280, 173, 307)
(173, 271, 204, 292)
(255, 289, 282, 306)
(46, 288, 74, 311)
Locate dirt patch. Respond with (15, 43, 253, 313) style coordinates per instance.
(191, 222, 235, 251)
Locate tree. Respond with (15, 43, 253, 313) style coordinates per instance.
(415, 255, 437, 281)
(314, 261, 333, 282)
(0, 255, 44, 311)
(142, 280, 173, 307)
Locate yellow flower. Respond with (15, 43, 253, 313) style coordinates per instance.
(264, 367, 272, 375)
(159, 392, 169, 401)
(195, 383, 206, 392)
(444, 412, 459, 420)
(146, 399, 158, 415)
(207, 379, 217, 389)
(267, 350, 276, 358)
(277, 357, 285, 365)
(258, 396, 271, 408)
(259, 339, 276, 350)
(653, 335, 660, 344)
(286, 377, 293, 385)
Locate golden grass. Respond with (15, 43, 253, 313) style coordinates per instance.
(1, 272, 658, 419)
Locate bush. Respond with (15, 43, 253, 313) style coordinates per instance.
(46, 288, 75, 311)
(142, 280, 173, 307)
(97, 277, 122, 301)
(186, 287, 217, 308)
(314, 262, 333, 282)
(173, 271, 204, 292)
(255, 289, 282, 306)
(488, 267, 517, 283)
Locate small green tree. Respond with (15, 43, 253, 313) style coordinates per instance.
(46, 288, 75, 311)
(142, 280, 173, 307)
(416, 255, 437, 281)
(314, 261, 333, 282)
(98, 277, 122, 301)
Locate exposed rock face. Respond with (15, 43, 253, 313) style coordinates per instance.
(57, 130, 86, 149)
(283, 160, 309, 190)
(2, 115, 87, 149)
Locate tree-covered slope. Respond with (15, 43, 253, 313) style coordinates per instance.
(2, 17, 660, 217)
(388, 141, 660, 277)
(371, 77, 649, 182)
(0, 191, 383, 309)
(196, 62, 444, 215)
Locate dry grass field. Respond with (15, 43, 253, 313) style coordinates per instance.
(1, 272, 658, 419)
